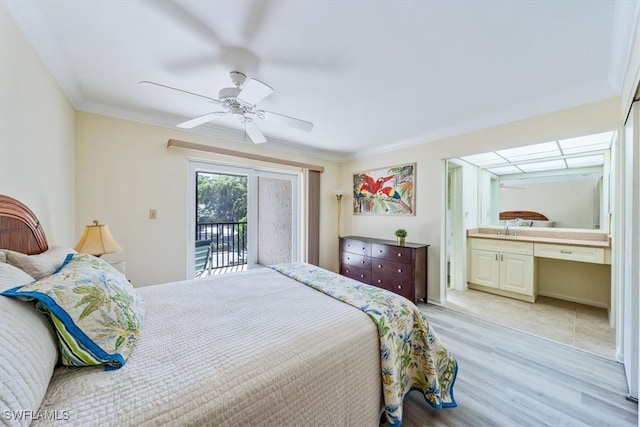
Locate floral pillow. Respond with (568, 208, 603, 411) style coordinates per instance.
(2, 254, 146, 370)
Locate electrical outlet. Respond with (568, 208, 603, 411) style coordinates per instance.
(149, 209, 158, 219)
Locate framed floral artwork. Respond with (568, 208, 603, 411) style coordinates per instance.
(353, 163, 415, 215)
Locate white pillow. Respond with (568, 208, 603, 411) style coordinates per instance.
(0, 263, 59, 424)
(4, 246, 75, 279)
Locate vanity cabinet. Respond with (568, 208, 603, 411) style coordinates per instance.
(339, 236, 428, 303)
(468, 238, 537, 302)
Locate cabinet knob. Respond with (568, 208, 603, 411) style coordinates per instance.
(397, 253, 402, 257)
(362, 247, 365, 250)
(398, 269, 402, 273)
(361, 260, 365, 264)
(377, 279, 382, 283)
(397, 285, 402, 290)
(360, 274, 364, 278)
(346, 269, 350, 273)
(378, 264, 382, 268)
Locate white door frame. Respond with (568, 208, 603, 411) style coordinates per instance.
(442, 159, 466, 302)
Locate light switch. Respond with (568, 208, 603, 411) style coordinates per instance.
(149, 209, 158, 219)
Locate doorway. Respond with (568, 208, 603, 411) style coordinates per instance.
(187, 160, 301, 278)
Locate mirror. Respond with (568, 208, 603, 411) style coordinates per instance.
(479, 169, 606, 229)
(460, 130, 615, 231)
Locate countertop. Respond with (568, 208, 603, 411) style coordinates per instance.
(467, 229, 611, 248)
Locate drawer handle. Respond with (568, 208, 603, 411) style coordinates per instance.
(362, 247, 365, 250)
(397, 253, 402, 257)
(398, 269, 403, 273)
(360, 274, 364, 278)
(560, 250, 573, 254)
(346, 269, 350, 273)
(377, 279, 382, 283)
(379, 250, 383, 253)
(495, 254, 498, 261)
(361, 260, 365, 264)
(378, 264, 382, 268)
(397, 285, 402, 290)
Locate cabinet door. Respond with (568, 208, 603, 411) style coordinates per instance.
(469, 249, 499, 288)
(500, 253, 533, 295)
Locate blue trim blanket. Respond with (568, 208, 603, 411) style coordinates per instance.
(270, 262, 458, 427)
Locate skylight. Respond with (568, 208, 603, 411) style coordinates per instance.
(459, 130, 614, 175)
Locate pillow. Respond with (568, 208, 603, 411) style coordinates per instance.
(2, 254, 146, 370)
(0, 263, 59, 419)
(531, 220, 555, 228)
(4, 246, 76, 279)
(515, 218, 533, 227)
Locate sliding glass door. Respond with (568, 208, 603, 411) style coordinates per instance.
(187, 160, 300, 278)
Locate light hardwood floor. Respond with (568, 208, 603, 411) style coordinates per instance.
(393, 305, 638, 427)
(444, 288, 616, 359)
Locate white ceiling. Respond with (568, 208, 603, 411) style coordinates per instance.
(4, 1, 639, 161)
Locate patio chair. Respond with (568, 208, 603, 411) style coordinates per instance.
(195, 239, 212, 277)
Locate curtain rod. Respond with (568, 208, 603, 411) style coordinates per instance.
(167, 139, 325, 172)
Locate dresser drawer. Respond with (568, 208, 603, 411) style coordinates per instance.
(371, 243, 412, 264)
(371, 273, 413, 300)
(341, 252, 372, 269)
(340, 265, 371, 284)
(371, 258, 412, 280)
(534, 243, 605, 264)
(340, 238, 371, 256)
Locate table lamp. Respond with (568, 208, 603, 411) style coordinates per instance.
(74, 220, 123, 257)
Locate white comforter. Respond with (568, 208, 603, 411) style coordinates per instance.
(34, 268, 382, 426)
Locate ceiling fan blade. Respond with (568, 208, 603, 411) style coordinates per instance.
(243, 0, 272, 44)
(244, 118, 267, 144)
(257, 110, 313, 132)
(177, 112, 226, 129)
(139, 81, 221, 105)
(237, 78, 273, 105)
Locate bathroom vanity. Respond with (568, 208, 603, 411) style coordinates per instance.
(467, 228, 611, 306)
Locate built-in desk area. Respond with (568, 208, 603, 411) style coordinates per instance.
(466, 228, 611, 308)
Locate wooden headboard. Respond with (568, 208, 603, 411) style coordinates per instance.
(499, 210, 549, 221)
(0, 195, 49, 254)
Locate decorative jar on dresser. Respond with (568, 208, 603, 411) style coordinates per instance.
(339, 236, 429, 303)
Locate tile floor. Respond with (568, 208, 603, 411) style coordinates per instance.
(444, 288, 616, 359)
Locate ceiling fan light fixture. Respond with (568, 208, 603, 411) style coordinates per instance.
(143, 70, 313, 144)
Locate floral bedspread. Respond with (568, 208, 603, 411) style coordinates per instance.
(270, 262, 458, 427)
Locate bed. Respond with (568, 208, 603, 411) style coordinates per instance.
(0, 194, 457, 426)
(499, 210, 555, 228)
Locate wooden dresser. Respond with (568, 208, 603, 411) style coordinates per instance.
(339, 236, 429, 303)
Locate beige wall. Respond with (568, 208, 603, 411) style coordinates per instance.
(75, 112, 340, 286)
(339, 97, 621, 303)
(0, 5, 76, 246)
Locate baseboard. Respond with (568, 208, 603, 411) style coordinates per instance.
(537, 291, 609, 310)
(427, 296, 443, 305)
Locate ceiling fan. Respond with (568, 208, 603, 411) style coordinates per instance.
(139, 71, 313, 144)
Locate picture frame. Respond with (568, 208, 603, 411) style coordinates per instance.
(353, 163, 415, 215)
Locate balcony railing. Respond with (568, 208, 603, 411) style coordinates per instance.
(196, 221, 247, 270)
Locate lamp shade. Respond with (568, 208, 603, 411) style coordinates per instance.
(74, 220, 123, 256)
